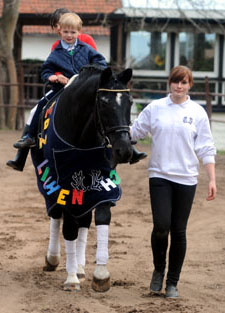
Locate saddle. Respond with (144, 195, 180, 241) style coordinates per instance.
(38, 75, 79, 141)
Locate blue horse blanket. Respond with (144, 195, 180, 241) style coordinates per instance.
(33, 98, 121, 218)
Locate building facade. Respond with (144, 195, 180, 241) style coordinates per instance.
(112, 8, 225, 111)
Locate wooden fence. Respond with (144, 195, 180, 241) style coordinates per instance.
(130, 77, 225, 125)
(0, 76, 225, 128)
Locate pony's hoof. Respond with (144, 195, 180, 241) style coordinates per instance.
(91, 265, 110, 292)
(77, 264, 85, 281)
(64, 273, 80, 291)
(43, 254, 60, 272)
(92, 276, 110, 292)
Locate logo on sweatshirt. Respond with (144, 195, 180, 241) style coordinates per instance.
(183, 116, 193, 125)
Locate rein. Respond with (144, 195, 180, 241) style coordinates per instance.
(97, 88, 130, 92)
(96, 88, 131, 147)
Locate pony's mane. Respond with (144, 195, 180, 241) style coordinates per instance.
(78, 64, 105, 79)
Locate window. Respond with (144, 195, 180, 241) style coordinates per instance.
(178, 33, 217, 75)
(128, 31, 169, 74)
(221, 83, 225, 106)
(132, 79, 167, 100)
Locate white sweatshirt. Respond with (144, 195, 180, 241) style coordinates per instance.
(131, 95, 216, 185)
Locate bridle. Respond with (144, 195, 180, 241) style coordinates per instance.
(96, 88, 131, 147)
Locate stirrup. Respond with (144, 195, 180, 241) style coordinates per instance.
(13, 136, 36, 149)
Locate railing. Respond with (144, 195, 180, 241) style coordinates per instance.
(1, 77, 225, 127)
(130, 77, 225, 126)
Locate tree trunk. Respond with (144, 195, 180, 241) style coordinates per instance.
(0, 0, 20, 129)
(7, 56, 19, 129)
(0, 60, 6, 128)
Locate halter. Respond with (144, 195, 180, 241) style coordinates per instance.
(96, 88, 131, 146)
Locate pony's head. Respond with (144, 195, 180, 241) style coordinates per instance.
(96, 67, 133, 166)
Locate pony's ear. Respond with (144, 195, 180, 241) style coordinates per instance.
(99, 67, 113, 86)
(117, 68, 132, 84)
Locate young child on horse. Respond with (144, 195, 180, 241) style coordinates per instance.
(13, 12, 106, 149)
(7, 8, 97, 171)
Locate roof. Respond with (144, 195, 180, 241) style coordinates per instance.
(113, 8, 225, 34)
(0, 0, 121, 15)
(0, 1, 114, 38)
(114, 7, 225, 20)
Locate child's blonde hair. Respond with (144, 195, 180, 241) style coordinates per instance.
(58, 12, 82, 31)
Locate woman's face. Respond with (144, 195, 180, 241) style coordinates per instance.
(170, 75, 191, 102)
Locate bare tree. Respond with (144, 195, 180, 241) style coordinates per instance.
(0, 0, 20, 129)
(123, 0, 220, 9)
(123, 0, 225, 38)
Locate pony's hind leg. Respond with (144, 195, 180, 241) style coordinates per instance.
(64, 239, 80, 291)
(92, 224, 110, 292)
(43, 217, 61, 271)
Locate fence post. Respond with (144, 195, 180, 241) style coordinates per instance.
(205, 76, 212, 127)
(18, 62, 25, 128)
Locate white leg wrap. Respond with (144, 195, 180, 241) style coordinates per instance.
(76, 227, 88, 267)
(48, 218, 61, 256)
(65, 239, 77, 275)
(96, 225, 109, 265)
(93, 264, 110, 280)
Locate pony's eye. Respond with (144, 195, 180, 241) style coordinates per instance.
(100, 97, 109, 106)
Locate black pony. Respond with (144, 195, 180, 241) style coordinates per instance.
(31, 65, 133, 291)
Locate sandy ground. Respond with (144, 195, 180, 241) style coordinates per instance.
(0, 130, 225, 313)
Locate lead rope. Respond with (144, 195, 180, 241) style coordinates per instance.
(97, 88, 130, 92)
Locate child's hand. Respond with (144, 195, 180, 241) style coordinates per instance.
(56, 74, 69, 85)
(48, 75, 59, 83)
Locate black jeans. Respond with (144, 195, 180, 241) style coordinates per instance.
(149, 177, 196, 286)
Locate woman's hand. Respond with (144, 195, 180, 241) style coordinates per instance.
(204, 163, 216, 201)
(207, 180, 217, 201)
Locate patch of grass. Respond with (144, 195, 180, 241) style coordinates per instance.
(217, 150, 225, 155)
(137, 138, 225, 156)
(138, 136, 152, 145)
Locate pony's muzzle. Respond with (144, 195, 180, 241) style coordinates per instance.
(112, 137, 133, 164)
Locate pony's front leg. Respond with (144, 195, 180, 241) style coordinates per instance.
(92, 224, 110, 292)
(76, 227, 88, 281)
(43, 217, 61, 271)
(64, 239, 80, 291)
(75, 211, 92, 281)
(92, 204, 111, 292)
